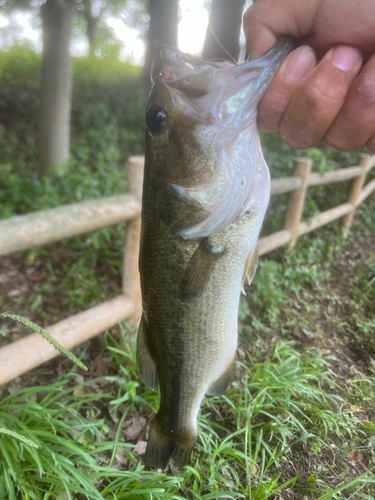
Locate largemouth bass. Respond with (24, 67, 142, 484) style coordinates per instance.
(137, 37, 294, 469)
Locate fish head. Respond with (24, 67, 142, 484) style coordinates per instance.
(145, 47, 220, 184)
(145, 37, 294, 238)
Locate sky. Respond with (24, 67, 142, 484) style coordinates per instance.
(0, 0, 211, 65)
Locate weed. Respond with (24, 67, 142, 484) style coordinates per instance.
(1, 322, 374, 499)
(0, 313, 87, 371)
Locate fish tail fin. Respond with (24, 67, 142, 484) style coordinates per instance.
(144, 416, 197, 469)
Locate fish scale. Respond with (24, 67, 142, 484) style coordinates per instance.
(137, 36, 294, 469)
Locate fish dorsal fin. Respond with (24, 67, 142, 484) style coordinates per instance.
(136, 315, 158, 391)
(206, 355, 235, 397)
(241, 246, 259, 294)
(180, 237, 226, 300)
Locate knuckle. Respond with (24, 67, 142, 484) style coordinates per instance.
(302, 81, 340, 109)
(259, 95, 287, 121)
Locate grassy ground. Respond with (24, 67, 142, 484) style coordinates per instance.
(0, 199, 374, 499)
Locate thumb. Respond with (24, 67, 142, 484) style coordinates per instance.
(244, 0, 318, 59)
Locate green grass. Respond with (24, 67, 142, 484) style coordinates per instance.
(1, 323, 374, 499)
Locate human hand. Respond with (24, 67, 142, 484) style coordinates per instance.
(244, 0, 375, 151)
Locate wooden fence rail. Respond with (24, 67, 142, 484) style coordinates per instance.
(0, 195, 141, 256)
(0, 153, 374, 386)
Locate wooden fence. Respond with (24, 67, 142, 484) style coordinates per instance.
(0, 153, 374, 386)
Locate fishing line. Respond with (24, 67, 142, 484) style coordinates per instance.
(150, 55, 156, 84)
(206, 0, 254, 65)
(207, 17, 238, 64)
(238, 0, 254, 64)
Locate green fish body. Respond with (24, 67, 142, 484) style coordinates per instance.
(137, 37, 294, 469)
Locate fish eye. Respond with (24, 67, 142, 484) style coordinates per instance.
(147, 107, 168, 132)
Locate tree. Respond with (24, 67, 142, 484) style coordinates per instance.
(143, 0, 178, 81)
(0, 0, 75, 175)
(78, 0, 148, 58)
(0, 0, 146, 175)
(83, 0, 99, 57)
(38, 0, 76, 176)
(202, 0, 246, 61)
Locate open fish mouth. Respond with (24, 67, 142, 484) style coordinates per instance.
(150, 37, 294, 239)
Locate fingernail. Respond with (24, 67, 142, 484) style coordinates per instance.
(330, 45, 362, 71)
(281, 46, 316, 83)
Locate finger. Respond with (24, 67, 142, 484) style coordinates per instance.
(325, 54, 375, 151)
(244, 0, 318, 59)
(257, 46, 316, 133)
(244, 0, 374, 60)
(279, 45, 362, 149)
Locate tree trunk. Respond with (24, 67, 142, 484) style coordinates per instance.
(143, 0, 178, 82)
(39, 0, 75, 176)
(85, 10, 99, 56)
(202, 0, 246, 61)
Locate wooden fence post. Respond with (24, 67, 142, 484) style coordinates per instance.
(122, 156, 144, 325)
(284, 157, 312, 251)
(341, 154, 369, 229)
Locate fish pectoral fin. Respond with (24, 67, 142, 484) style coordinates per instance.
(206, 355, 235, 397)
(136, 314, 158, 391)
(180, 237, 226, 300)
(241, 245, 259, 294)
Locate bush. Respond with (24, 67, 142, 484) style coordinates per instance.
(0, 47, 141, 86)
(260, 132, 372, 235)
(0, 48, 147, 218)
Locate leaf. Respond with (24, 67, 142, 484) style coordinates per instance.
(134, 440, 147, 455)
(124, 417, 147, 441)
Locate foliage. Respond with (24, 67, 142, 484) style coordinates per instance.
(240, 201, 375, 352)
(260, 132, 371, 235)
(0, 46, 42, 84)
(0, 0, 149, 58)
(244, 228, 343, 325)
(0, 48, 146, 219)
(0, 47, 142, 85)
(0, 324, 374, 499)
(0, 46, 372, 231)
